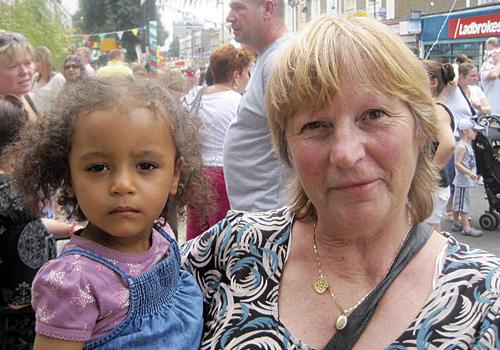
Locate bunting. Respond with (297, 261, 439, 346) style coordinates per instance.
(67, 26, 146, 39)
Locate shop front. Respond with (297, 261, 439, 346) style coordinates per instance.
(421, 4, 500, 65)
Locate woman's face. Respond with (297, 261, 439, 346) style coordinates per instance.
(0, 51, 33, 96)
(34, 59, 43, 74)
(460, 67, 479, 86)
(63, 60, 82, 82)
(286, 82, 419, 231)
(234, 66, 250, 94)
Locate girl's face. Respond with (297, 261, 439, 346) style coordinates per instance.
(68, 108, 181, 253)
(0, 51, 33, 96)
(63, 60, 82, 82)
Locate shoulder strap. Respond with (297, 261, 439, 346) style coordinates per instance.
(435, 102, 455, 131)
(23, 94, 40, 118)
(324, 223, 433, 349)
(458, 85, 477, 117)
(60, 248, 129, 282)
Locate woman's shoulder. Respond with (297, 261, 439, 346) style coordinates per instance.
(181, 207, 293, 261)
(441, 236, 500, 292)
(221, 206, 293, 234)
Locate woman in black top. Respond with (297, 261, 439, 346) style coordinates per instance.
(423, 60, 456, 231)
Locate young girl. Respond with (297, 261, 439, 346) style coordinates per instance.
(11, 77, 209, 349)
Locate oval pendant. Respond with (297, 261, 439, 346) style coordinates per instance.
(313, 276, 328, 294)
(336, 314, 348, 330)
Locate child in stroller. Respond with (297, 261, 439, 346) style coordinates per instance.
(473, 115, 500, 230)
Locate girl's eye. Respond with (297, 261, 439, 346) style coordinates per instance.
(137, 162, 158, 171)
(87, 164, 108, 172)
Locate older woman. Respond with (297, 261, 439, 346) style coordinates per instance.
(31, 46, 65, 114)
(181, 16, 500, 349)
(0, 30, 38, 121)
(183, 44, 254, 240)
(61, 54, 86, 83)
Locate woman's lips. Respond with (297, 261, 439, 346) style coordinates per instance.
(332, 179, 379, 192)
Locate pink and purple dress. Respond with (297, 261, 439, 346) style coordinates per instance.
(32, 225, 203, 349)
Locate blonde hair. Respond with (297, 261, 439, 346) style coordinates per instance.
(0, 33, 33, 67)
(266, 15, 438, 222)
(34, 46, 55, 79)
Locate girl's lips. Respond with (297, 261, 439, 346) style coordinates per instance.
(109, 207, 140, 214)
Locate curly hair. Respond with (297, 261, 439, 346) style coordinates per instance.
(10, 76, 211, 226)
(210, 44, 254, 84)
(0, 97, 28, 161)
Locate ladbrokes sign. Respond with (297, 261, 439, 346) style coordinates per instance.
(449, 13, 500, 39)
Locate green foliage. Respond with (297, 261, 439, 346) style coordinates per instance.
(74, 0, 168, 62)
(0, 0, 71, 69)
(168, 36, 180, 59)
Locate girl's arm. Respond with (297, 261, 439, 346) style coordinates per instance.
(34, 334, 83, 350)
(454, 146, 478, 180)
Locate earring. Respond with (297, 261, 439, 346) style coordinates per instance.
(177, 183, 184, 197)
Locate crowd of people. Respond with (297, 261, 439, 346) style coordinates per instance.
(1, 0, 500, 348)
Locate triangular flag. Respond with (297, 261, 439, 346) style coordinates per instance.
(82, 34, 90, 41)
(92, 41, 98, 48)
(117, 31, 124, 40)
(99, 33, 106, 41)
(131, 28, 139, 37)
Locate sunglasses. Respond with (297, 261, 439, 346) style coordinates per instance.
(0, 32, 27, 52)
(64, 64, 80, 70)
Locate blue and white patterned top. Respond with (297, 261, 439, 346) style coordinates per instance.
(181, 207, 500, 349)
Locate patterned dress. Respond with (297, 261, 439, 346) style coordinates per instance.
(0, 173, 56, 349)
(181, 207, 500, 349)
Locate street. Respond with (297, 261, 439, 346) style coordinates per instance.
(442, 184, 500, 256)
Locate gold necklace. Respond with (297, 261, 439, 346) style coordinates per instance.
(312, 218, 413, 331)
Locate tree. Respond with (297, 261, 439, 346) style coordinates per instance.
(0, 0, 70, 68)
(74, 0, 167, 62)
(167, 36, 180, 59)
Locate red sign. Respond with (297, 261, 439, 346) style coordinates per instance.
(449, 13, 500, 39)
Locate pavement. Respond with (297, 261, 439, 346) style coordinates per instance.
(441, 184, 500, 256)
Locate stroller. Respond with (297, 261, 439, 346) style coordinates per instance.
(472, 115, 500, 230)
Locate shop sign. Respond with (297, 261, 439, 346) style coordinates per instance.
(449, 13, 500, 39)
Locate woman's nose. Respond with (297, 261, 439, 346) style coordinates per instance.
(329, 126, 365, 168)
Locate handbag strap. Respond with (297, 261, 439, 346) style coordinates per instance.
(323, 223, 433, 350)
(458, 85, 477, 117)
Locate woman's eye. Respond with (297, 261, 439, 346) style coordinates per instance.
(137, 162, 158, 171)
(87, 164, 108, 172)
(302, 121, 323, 131)
(366, 109, 385, 120)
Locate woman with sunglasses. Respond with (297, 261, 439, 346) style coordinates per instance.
(0, 30, 38, 121)
(62, 54, 86, 83)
